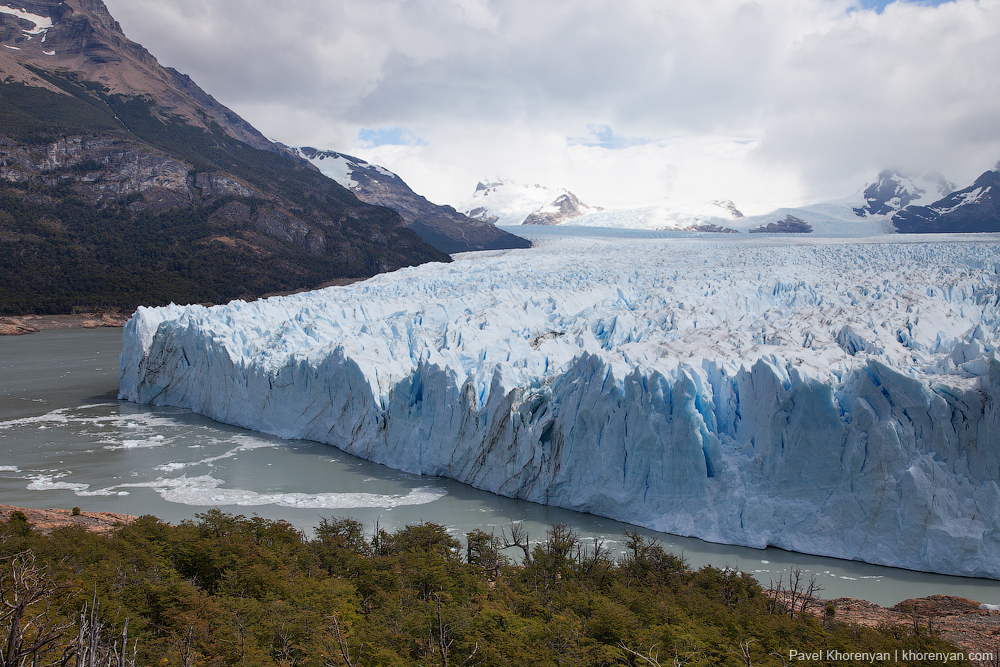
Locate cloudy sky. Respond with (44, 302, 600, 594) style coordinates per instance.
(102, 0, 999, 214)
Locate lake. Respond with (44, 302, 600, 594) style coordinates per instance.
(2, 327, 999, 607)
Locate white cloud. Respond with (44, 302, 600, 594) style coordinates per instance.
(102, 0, 999, 211)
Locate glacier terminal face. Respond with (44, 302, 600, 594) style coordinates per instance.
(120, 235, 1000, 578)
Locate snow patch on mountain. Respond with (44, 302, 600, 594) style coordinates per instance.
(0, 5, 53, 37)
(854, 170, 955, 217)
(284, 146, 360, 190)
(121, 233, 1000, 579)
(935, 186, 991, 215)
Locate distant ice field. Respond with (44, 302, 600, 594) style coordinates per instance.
(121, 232, 1000, 578)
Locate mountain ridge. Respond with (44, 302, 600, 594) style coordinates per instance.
(0, 0, 451, 314)
(286, 147, 530, 253)
(892, 166, 1000, 233)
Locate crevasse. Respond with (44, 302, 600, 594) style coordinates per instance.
(120, 236, 1000, 578)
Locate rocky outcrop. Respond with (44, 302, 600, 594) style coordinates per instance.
(689, 223, 739, 233)
(749, 214, 813, 233)
(710, 200, 744, 218)
(522, 192, 603, 225)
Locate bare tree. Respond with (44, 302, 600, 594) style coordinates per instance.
(729, 638, 755, 667)
(322, 612, 362, 667)
(618, 642, 700, 667)
(435, 594, 454, 667)
(68, 592, 139, 667)
(1, 551, 73, 667)
(500, 521, 531, 565)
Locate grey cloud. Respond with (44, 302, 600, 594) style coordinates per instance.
(102, 0, 1000, 205)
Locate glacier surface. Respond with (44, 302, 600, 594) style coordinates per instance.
(120, 233, 1000, 578)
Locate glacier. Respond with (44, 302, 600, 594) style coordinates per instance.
(120, 233, 1000, 578)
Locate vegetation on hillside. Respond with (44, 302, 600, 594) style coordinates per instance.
(0, 510, 968, 666)
(0, 75, 449, 315)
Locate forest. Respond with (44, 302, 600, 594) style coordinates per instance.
(0, 509, 968, 666)
(0, 76, 447, 315)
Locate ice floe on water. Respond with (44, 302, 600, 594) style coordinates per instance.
(120, 233, 1000, 578)
(0, 403, 446, 510)
(112, 475, 447, 508)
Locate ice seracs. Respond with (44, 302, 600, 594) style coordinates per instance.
(121, 233, 1000, 579)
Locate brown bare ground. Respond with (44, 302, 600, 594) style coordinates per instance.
(0, 504, 136, 535)
(776, 590, 1000, 660)
(0, 312, 129, 335)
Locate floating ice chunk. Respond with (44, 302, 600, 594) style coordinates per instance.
(110, 474, 447, 508)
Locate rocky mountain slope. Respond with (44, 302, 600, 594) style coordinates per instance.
(522, 191, 603, 225)
(0, 0, 449, 315)
(853, 169, 955, 217)
(286, 147, 530, 253)
(0, 0, 280, 153)
(892, 164, 1000, 233)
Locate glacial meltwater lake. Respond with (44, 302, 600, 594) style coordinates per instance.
(2, 327, 999, 607)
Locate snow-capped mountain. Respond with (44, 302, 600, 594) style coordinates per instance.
(558, 200, 746, 233)
(552, 171, 953, 236)
(522, 191, 603, 225)
(286, 148, 530, 253)
(892, 163, 1000, 234)
(459, 168, 982, 238)
(461, 179, 744, 231)
(460, 179, 564, 226)
(121, 233, 1000, 579)
(853, 169, 955, 217)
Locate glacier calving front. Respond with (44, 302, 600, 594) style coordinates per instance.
(120, 235, 1000, 578)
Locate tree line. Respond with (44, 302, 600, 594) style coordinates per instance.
(0, 509, 967, 666)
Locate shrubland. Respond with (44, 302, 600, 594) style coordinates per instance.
(0, 510, 967, 666)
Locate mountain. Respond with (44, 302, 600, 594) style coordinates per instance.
(455, 169, 972, 238)
(0, 0, 449, 315)
(285, 147, 530, 253)
(0, 0, 280, 154)
(891, 164, 1000, 233)
(553, 200, 745, 233)
(853, 169, 955, 217)
(522, 191, 603, 225)
(459, 179, 562, 226)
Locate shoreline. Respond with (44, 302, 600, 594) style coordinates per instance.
(0, 313, 129, 335)
(0, 278, 365, 336)
(0, 503, 136, 535)
(774, 590, 1000, 658)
